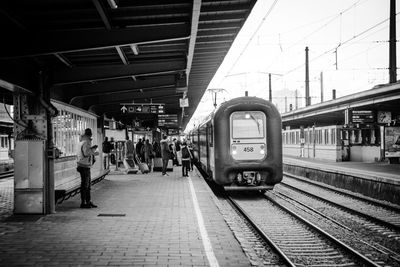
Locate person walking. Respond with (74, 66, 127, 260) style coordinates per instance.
(141, 139, 154, 172)
(180, 142, 192, 177)
(102, 136, 112, 170)
(77, 128, 99, 209)
(123, 137, 135, 172)
(136, 138, 144, 162)
(160, 135, 170, 176)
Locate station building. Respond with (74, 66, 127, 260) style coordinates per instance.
(282, 82, 400, 163)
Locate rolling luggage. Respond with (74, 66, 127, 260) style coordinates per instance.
(135, 155, 149, 174)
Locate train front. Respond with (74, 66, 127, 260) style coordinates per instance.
(213, 97, 282, 191)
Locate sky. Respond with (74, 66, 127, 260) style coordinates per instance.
(186, 0, 397, 132)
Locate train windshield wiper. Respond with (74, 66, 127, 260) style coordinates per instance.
(249, 113, 261, 134)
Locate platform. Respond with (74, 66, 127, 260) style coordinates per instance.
(0, 167, 251, 267)
(283, 155, 400, 204)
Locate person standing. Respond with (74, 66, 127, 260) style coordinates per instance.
(102, 136, 112, 170)
(180, 142, 192, 177)
(77, 128, 99, 209)
(160, 135, 170, 176)
(142, 139, 154, 172)
(175, 139, 182, 166)
(187, 140, 194, 171)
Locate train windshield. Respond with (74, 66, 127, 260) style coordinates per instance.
(231, 111, 265, 139)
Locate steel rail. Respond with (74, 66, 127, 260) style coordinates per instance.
(226, 195, 296, 267)
(280, 180, 400, 231)
(283, 172, 400, 212)
(263, 193, 381, 267)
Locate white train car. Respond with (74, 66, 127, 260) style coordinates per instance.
(282, 125, 343, 161)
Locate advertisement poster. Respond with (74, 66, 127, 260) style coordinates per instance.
(384, 127, 400, 157)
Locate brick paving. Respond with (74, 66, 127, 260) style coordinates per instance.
(0, 168, 251, 267)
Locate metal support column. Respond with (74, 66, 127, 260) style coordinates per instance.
(13, 71, 57, 215)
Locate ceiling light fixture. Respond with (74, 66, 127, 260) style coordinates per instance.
(107, 0, 118, 9)
(130, 44, 139, 55)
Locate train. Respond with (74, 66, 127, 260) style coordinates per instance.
(189, 96, 283, 191)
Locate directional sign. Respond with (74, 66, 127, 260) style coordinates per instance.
(120, 103, 165, 114)
(121, 105, 127, 113)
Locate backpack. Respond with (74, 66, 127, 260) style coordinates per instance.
(181, 146, 190, 159)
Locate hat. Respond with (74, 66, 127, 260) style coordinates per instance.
(84, 128, 92, 136)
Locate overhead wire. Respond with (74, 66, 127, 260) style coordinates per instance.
(219, 0, 279, 85)
(263, 0, 368, 75)
(283, 12, 400, 76)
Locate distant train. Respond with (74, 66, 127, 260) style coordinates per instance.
(190, 96, 282, 191)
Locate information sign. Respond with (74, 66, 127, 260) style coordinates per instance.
(351, 110, 374, 124)
(158, 114, 178, 128)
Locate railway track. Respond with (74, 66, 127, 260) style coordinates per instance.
(227, 193, 380, 266)
(281, 174, 400, 231)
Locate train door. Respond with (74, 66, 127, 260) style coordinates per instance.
(206, 124, 210, 172)
(341, 129, 350, 161)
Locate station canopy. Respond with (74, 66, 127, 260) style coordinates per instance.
(0, 0, 257, 130)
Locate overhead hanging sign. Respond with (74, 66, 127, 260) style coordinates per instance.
(120, 103, 165, 114)
(158, 114, 178, 128)
(180, 98, 189, 108)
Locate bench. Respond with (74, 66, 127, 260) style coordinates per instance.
(55, 169, 109, 204)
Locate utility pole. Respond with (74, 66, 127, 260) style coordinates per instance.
(285, 96, 287, 113)
(305, 47, 310, 106)
(268, 73, 272, 101)
(389, 0, 397, 83)
(320, 72, 324, 103)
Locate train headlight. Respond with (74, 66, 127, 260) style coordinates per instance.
(245, 113, 250, 119)
(236, 173, 243, 183)
(232, 145, 237, 155)
(256, 172, 262, 183)
(260, 144, 265, 154)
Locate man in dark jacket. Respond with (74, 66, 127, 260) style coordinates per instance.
(102, 137, 112, 170)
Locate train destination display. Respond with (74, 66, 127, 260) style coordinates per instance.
(158, 114, 178, 128)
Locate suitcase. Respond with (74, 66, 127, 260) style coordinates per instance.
(135, 155, 149, 174)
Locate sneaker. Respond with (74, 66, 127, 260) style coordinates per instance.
(89, 202, 98, 208)
(80, 203, 91, 209)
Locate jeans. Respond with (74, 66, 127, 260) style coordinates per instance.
(182, 160, 190, 176)
(77, 166, 91, 204)
(162, 158, 169, 175)
(103, 153, 110, 169)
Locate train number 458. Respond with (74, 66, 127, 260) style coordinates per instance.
(243, 147, 254, 152)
